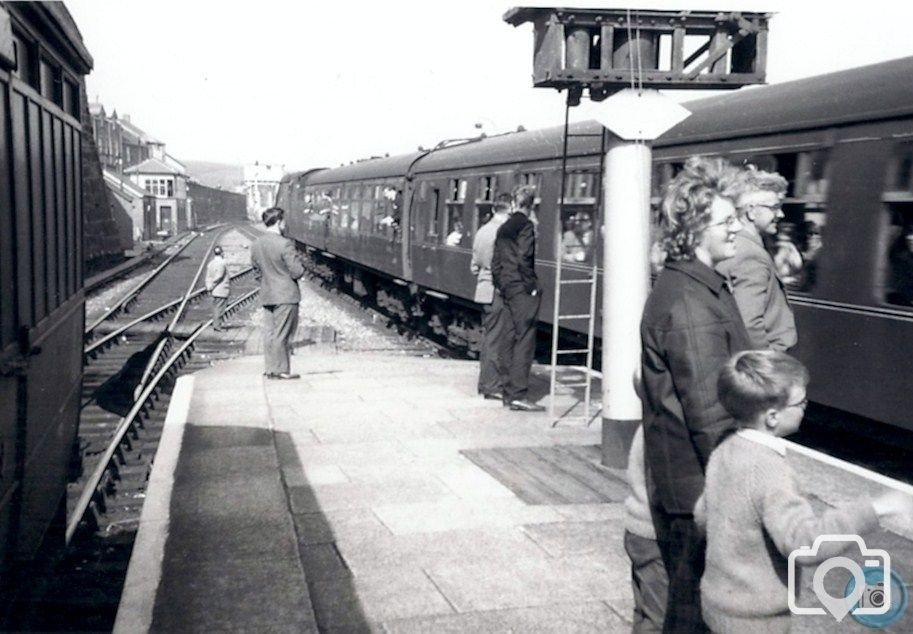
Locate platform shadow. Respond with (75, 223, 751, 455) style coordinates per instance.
(150, 425, 371, 632)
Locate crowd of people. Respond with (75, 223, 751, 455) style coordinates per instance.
(628, 156, 912, 633)
(208, 159, 912, 632)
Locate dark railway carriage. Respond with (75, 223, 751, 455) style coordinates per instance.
(0, 2, 91, 572)
(653, 56, 913, 431)
(281, 56, 913, 431)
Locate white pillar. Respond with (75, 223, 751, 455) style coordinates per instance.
(600, 137, 652, 467)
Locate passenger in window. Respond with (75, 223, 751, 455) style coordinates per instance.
(379, 187, 402, 229)
(772, 223, 804, 288)
(445, 220, 465, 246)
(716, 166, 797, 351)
(561, 211, 594, 263)
(798, 221, 822, 291)
(888, 227, 913, 305)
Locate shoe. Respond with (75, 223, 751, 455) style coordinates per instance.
(482, 392, 503, 401)
(507, 399, 545, 412)
(272, 372, 300, 380)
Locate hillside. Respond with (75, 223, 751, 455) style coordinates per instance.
(183, 160, 245, 191)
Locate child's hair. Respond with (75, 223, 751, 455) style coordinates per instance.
(718, 350, 810, 424)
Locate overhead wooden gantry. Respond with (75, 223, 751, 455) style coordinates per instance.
(504, 7, 770, 100)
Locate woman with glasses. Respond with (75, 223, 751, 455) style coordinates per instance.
(639, 155, 754, 633)
(716, 165, 798, 352)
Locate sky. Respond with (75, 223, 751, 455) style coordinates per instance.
(66, 0, 913, 171)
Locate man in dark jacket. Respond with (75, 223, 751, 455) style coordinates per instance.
(641, 157, 753, 632)
(491, 185, 544, 411)
(250, 207, 305, 379)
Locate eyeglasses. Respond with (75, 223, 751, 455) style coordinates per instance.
(746, 203, 783, 213)
(786, 395, 809, 410)
(706, 215, 740, 229)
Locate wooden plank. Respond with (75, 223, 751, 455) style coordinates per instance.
(462, 445, 623, 505)
(531, 445, 629, 502)
(461, 447, 560, 505)
(498, 447, 607, 504)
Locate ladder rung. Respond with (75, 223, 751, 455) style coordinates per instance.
(559, 382, 591, 387)
(559, 278, 594, 285)
(557, 314, 591, 320)
(567, 134, 603, 138)
(556, 349, 590, 355)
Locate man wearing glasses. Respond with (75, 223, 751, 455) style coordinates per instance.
(716, 167, 798, 351)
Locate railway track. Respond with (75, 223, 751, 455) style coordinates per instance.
(71, 226, 260, 541)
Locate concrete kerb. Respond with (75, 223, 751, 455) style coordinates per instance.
(114, 375, 194, 634)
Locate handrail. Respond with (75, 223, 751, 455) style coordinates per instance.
(67, 288, 259, 545)
(84, 233, 199, 337)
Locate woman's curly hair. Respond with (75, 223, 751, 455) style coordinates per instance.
(656, 156, 743, 262)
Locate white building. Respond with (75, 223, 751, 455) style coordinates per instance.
(244, 161, 285, 221)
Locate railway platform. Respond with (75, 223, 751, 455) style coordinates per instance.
(114, 350, 913, 633)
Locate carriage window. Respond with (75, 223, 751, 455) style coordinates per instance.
(473, 175, 497, 235)
(738, 151, 829, 292)
(882, 147, 913, 307)
(560, 172, 598, 264)
(11, 31, 37, 89)
(885, 205, 913, 308)
(564, 173, 597, 204)
(444, 178, 467, 246)
(427, 188, 441, 239)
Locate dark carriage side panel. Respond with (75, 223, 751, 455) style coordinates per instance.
(0, 82, 16, 348)
(41, 110, 57, 310)
(27, 101, 45, 323)
(63, 122, 75, 298)
(10, 91, 33, 330)
(0, 76, 19, 563)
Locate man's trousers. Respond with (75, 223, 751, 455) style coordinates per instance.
(263, 303, 299, 375)
(477, 293, 507, 395)
(498, 291, 541, 402)
(211, 295, 228, 330)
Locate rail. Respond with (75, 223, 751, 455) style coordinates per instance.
(83, 232, 199, 338)
(83, 266, 255, 358)
(66, 287, 260, 545)
(132, 230, 227, 400)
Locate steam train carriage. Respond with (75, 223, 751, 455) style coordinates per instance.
(279, 56, 913, 432)
(0, 1, 91, 576)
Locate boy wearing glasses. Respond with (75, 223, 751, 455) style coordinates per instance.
(716, 167, 797, 351)
(696, 350, 911, 633)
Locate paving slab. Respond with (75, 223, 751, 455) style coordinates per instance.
(383, 601, 628, 633)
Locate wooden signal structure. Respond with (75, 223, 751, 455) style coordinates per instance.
(504, 7, 770, 100)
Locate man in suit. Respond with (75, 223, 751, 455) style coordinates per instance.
(716, 167, 797, 351)
(250, 207, 305, 379)
(205, 245, 230, 331)
(471, 193, 511, 399)
(491, 185, 544, 412)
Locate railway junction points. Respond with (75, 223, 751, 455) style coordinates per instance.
(101, 230, 913, 633)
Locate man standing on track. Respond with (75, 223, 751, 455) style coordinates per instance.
(250, 207, 305, 380)
(205, 245, 230, 331)
(491, 185, 545, 412)
(471, 193, 512, 400)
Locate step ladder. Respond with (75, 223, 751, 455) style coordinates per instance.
(548, 101, 606, 427)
